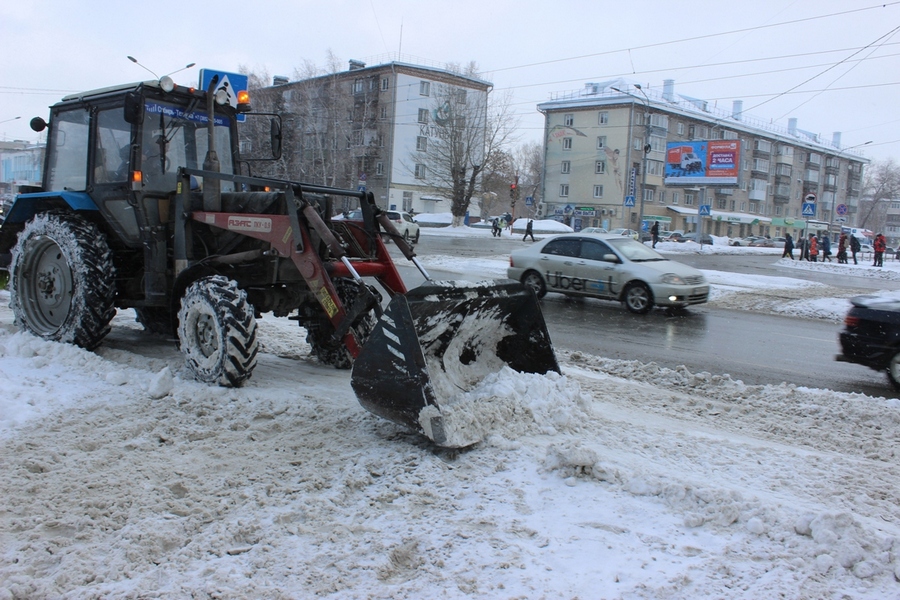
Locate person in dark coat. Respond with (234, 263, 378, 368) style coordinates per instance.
(821, 234, 832, 262)
(781, 233, 794, 259)
(491, 218, 500, 237)
(837, 233, 848, 264)
(523, 219, 535, 242)
(850, 235, 861, 265)
(650, 221, 660, 248)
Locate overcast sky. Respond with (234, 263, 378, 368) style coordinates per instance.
(2, 0, 899, 162)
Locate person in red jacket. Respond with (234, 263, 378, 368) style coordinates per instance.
(808, 233, 818, 262)
(874, 233, 886, 267)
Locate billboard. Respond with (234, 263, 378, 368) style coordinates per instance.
(664, 140, 741, 186)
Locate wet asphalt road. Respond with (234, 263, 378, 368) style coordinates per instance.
(401, 234, 900, 398)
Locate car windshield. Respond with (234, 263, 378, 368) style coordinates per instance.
(607, 238, 667, 262)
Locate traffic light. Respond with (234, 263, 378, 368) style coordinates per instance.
(509, 182, 517, 198)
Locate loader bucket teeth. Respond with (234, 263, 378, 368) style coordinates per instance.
(350, 279, 559, 447)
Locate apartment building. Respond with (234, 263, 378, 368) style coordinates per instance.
(538, 79, 868, 240)
(255, 58, 491, 214)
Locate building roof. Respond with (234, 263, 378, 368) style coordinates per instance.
(538, 78, 869, 163)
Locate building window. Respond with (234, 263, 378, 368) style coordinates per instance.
(671, 192, 679, 205)
(597, 136, 606, 149)
(563, 137, 573, 151)
(755, 139, 772, 153)
(416, 136, 428, 152)
(753, 158, 770, 172)
(643, 189, 654, 202)
(776, 163, 792, 177)
(420, 81, 430, 96)
(564, 113, 574, 126)
(677, 122, 685, 135)
(595, 160, 606, 174)
(380, 106, 388, 119)
(456, 89, 467, 104)
(685, 193, 694, 206)
(647, 160, 664, 176)
(649, 114, 669, 129)
(649, 136, 666, 153)
(598, 111, 608, 124)
(808, 152, 821, 165)
(593, 185, 604, 198)
(376, 162, 384, 175)
(633, 137, 643, 151)
(658, 191, 666, 204)
(417, 108, 428, 124)
(717, 198, 727, 209)
(415, 164, 426, 179)
(353, 79, 364, 94)
(560, 184, 569, 197)
(561, 161, 571, 174)
(381, 77, 389, 90)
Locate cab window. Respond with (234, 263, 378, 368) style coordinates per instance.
(47, 108, 90, 191)
(542, 238, 580, 257)
(580, 239, 615, 261)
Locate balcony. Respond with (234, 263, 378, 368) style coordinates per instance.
(748, 189, 767, 201)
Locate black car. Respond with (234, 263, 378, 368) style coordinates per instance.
(836, 295, 900, 390)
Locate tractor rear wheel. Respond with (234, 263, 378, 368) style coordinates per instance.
(10, 212, 116, 349)
(177, 275, 258, 387)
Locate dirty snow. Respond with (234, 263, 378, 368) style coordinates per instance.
(2, 226, 900, 598)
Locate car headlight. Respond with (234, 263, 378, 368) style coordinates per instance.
(660, 273, 686, 285)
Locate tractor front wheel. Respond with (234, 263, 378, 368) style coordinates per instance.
(178, 276, 258, 387)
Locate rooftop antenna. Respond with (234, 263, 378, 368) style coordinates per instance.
(127, 56, 159, 79)
(127, 57, 195, 80)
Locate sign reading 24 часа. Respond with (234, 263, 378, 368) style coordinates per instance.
(664, 140, 740, 187)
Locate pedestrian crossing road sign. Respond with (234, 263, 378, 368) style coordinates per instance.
(698, 204, 711, 216)
(624, 195, 635, 207)
(802, 202, 816, 217)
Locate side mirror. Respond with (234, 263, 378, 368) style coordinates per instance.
(124, 92, 143, 124)
(602, 254, 619, 263)
(270, 117, 282, 160)
(30, 117, 47, 132)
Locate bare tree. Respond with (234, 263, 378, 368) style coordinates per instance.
(858, 158, 900, 231)
(414, 85, 520, 226)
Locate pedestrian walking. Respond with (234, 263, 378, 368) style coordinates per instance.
(821, 234, 832, 262)
(799, 231, 809, 261)
(491, 217, 500, 237)
(808, 234, 818, 262)
(874, 233, 886, 267)
(781, 233, 794, 259)
(523, 219, 535, 242)
(850, 235, 860, 265)
(837, 233, 848, 264)
(651, 221, 660, 248)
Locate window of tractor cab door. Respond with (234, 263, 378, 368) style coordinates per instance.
(93, 108, 132, 185)
(46, 108, 90, 192)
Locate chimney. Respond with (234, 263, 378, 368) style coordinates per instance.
(832, 132, 842, 148)
(788, 118, 798, 135)
(349, 59, 366, 71)
(273, 76, 289, 86)
(732, 100, 743, 121)
(663, 79, 675, 102)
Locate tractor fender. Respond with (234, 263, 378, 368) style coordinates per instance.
(0, 192, 100, 260)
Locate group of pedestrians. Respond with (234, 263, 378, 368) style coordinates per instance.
(781, 230, 887, 267)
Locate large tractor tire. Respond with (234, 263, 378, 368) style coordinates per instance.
(306, 278, 380, 369)
(177, 275, 258, 387)
(10, 212, 116, 350)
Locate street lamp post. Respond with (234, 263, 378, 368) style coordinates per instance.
(0, 116, 21, 126)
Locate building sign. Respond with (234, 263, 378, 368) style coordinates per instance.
(573, 206, 596, 216)
(664, 140, 741, 186)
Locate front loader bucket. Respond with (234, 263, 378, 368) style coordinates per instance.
(350, 279, 559, 447)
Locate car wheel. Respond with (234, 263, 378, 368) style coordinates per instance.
(887, 351, 900, 391)
(623, 282, 653, 314)
(521, 270, 547, 298)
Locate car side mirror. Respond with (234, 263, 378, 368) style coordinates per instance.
(603, 254, 619, 263)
